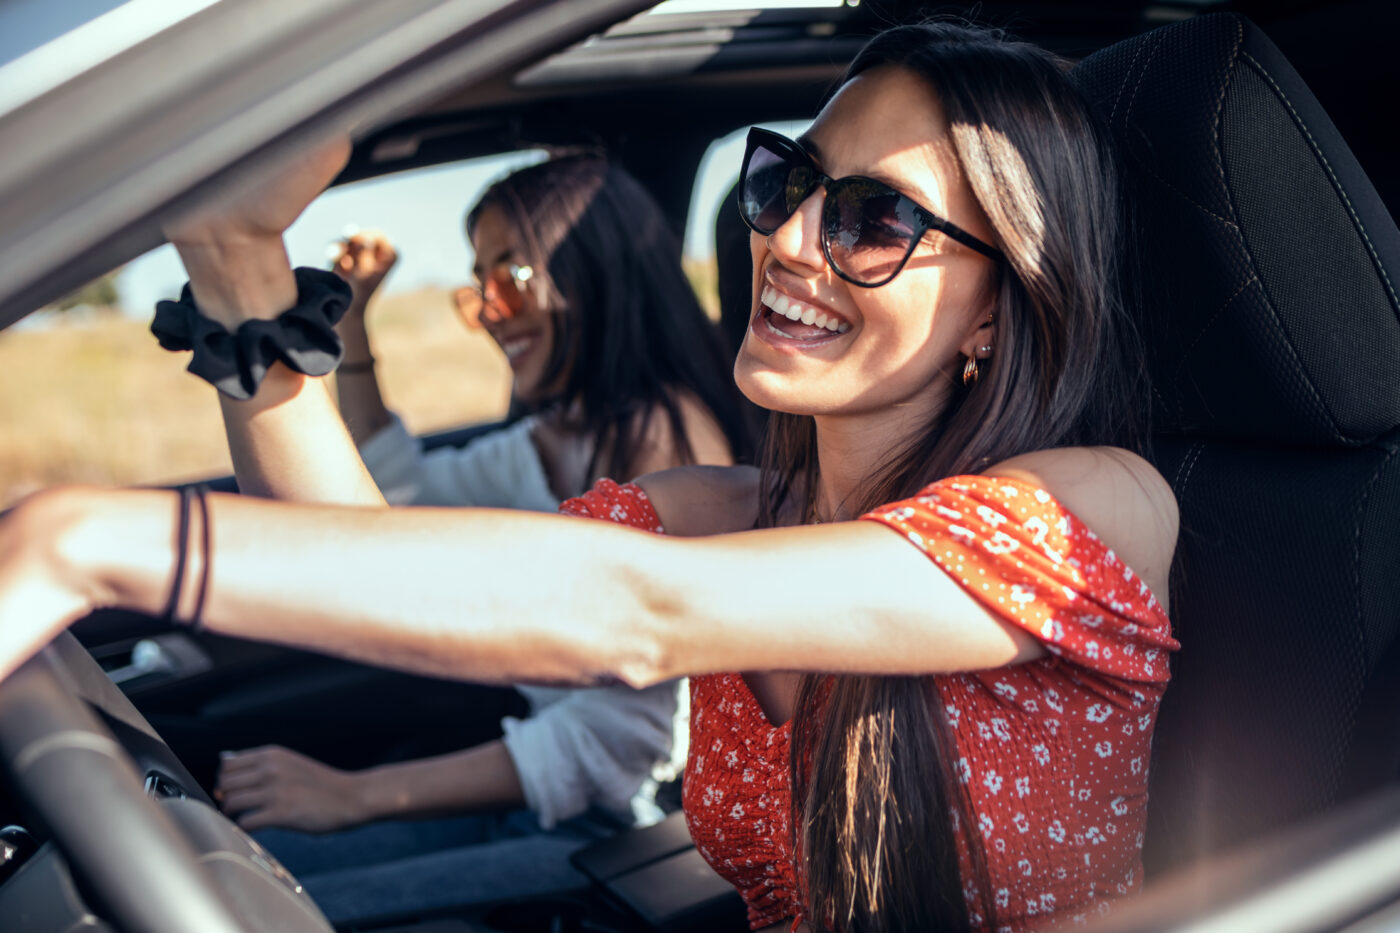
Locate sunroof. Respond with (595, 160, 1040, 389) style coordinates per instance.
(652, 0, 848, 12)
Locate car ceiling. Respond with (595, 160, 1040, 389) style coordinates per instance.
(1, 0, 1394, 324)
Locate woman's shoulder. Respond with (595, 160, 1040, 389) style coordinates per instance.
(980, 446, 1179, 606)
(634, 464, 760, 537)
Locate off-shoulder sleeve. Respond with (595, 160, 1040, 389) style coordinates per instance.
(559, 478, 665, 533)
(861, 474, 1177, 686)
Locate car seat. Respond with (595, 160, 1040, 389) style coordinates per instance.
(1072, 13, 1400, 878)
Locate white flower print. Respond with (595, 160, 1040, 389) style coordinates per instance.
(1044, 689, 1064, 713)
(1095, 741, 1114, 758)
(891, 506, 916, 521)
(1015, 777, 1032, 798)
(1010, 584, 1037, 606)
(936, 505, 963, 521)
(1085, 703, 1112, 723)
(986, 531, 1021, 555)
(1031, 744, 1051, 766)
(1085, 826, 1104, 846)
(979, 814, 996, 836)
(983, 771, 1004, 794)
(977, 505, 1009, 527)
(1035, 488, 1052, 504)
(730, 804, 745, 819)
(992, 681, 1019, 700)
(991, 718, 1011, 741)
(1018, 859, 1033, 877)
(1013, 812, 1030, 833)
(950, 525, 977, 543)
(1048, 821, 1067, 844)
(955, 757, 972, 784)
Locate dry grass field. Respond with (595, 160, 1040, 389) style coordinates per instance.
(0, 289, 512, 508)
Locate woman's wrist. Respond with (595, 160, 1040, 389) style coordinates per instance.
(173, 236, 298, 329)
(352, 764, 400, 822)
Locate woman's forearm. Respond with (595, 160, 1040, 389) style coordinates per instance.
(62, 487, 667, 687)
(356, 740, 526, 821)
(173, 237, 386, 506)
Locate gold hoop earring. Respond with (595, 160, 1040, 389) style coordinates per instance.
(962, 355, 979, 386)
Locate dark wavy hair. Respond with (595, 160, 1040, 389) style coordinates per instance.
(467, 155, 752, 485)
(758, 23, 1151, 932)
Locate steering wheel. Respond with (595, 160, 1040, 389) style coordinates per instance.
(0, 632, 334, 933)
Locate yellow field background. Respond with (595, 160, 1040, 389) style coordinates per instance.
(0, 289, 513, 508)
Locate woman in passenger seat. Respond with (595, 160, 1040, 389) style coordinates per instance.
(211, 156, 750, 923)
(0, 22, 1180, 933)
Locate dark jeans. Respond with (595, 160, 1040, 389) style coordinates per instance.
(257, 809, 617, 927)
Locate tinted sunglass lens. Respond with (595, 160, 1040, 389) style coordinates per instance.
(826, 180, 921, 283)
(484, 265, 527, 318)
(741, 144, 800, 233)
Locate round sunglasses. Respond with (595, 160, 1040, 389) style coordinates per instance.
(452, 261, 534, 328)
(737, 127, 1003, 287)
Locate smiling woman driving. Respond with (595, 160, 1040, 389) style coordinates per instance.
(0, 23, 1178, 933)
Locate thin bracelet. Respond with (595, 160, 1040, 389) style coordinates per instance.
(338, 358, 376, 374)
(189, 486, 212, 633)
(162, 486, 193, 623)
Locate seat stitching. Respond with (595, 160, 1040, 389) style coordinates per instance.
(1110, 35, 1149, 125)
(1135, 169, 1241, 228)
(1123, 30, 1163, 127)
(1209, 20, 1246, 215)
(1212, 36, 1339, 439)
(1118, 26, 1237, 226)
(1239, 50, 1400, 313)
(1340, 446, 1396, 795)
(1171, 441, 1202, 494)
(1174, 274, 1260, 379)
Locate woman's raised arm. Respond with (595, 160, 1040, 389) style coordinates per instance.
(163, 137, 385, 507)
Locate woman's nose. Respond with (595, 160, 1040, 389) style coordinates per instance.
(765, 188, 827, 276)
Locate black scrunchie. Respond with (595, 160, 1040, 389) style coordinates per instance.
(151, 267, 352, 400)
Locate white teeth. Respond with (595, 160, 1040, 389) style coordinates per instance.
(760, 284, 851, 336)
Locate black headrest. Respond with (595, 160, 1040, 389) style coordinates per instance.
(1073, 14, 1400, 447)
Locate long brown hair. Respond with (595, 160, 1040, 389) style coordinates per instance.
(765, 23, 1150, 932)
(468, 155, 752, 487)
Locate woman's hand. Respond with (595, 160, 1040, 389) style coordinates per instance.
(163, 136, 353, 327)
(165, 137, 352, 249)
(0, 490, 101, 685)
(333, 232, 398, 308)
(215, 745, 368, 834)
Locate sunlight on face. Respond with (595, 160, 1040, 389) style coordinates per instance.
(734, 66, 999, 437)
(469, 205, 562, 403)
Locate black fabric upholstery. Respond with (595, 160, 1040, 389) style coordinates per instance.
(1073, 14, 1400, 878)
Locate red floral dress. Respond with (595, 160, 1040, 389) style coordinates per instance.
(562, 475, 1177, 932)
